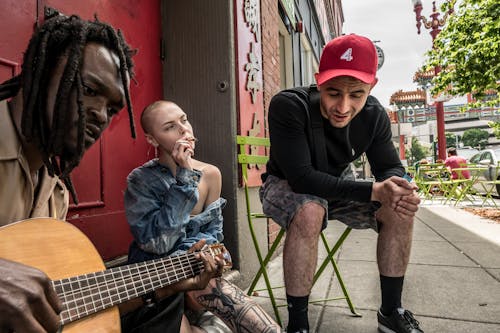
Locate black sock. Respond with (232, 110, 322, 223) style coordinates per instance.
(286, 294, 309, 332)
(380, 275, 404, 316)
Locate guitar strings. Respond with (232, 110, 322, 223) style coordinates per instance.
(55, 248, 217, 321)
(56, 249, 204, 299)
(56, 245, 226, 321)
(56, 253, 203, 321)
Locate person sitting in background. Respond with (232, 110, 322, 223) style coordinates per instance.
(123, 100, 280, 332)
(445, 147, 470, 180)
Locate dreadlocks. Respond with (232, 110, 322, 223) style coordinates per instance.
(0, 15, 136, 203)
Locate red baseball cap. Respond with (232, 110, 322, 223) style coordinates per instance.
(315, 34, 378, 86)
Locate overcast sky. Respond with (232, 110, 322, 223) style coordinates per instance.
(341, 1, 434, 108)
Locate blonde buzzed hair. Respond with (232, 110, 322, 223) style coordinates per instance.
(140, 100, 179, 134)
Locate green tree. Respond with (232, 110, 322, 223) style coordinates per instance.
(461, 128, 489, 149)
(489, 121, 500, 138)
(445, 131, 459, 147)
(424, 0, 499, 112)
(408, 137, 429, 164)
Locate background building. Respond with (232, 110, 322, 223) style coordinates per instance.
(390, 69, 500, 161)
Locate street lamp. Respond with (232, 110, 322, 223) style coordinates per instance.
(411, 0, 455, 160)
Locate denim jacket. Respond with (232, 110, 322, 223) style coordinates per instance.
(124, 159, 225, 261)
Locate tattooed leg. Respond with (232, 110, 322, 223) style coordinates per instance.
(189, 278, 281, 333)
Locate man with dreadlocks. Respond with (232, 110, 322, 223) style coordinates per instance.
(0, 13, 136, 220)
(0, 15, 221, 333)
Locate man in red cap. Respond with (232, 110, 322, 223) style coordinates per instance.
(260, 34, 423, 333)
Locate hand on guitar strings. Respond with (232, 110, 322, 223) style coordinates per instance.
(173, 239, 224, 292)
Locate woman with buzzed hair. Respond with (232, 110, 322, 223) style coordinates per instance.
(124, 100, 281, 333)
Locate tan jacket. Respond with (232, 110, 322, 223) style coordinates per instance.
(0, 100, 68, 226)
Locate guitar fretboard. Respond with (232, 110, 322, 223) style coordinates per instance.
(52, 251, 204, 325)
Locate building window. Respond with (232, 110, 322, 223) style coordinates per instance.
(300, 34, 318, 86)
(279, 17, 293, 89)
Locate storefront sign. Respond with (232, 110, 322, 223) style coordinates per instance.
(236, 0, 265, 185)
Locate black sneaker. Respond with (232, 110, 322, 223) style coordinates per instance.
(377, 308, 423, 333)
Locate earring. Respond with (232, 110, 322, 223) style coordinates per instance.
(146, 143, 159, 159)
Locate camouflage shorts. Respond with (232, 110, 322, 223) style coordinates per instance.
(259, 174, 381, 232)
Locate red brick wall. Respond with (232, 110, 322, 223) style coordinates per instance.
(261, 0, 281, 122)
(260, 0, 282, 247)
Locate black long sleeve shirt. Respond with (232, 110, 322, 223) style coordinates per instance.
(264, 87, 405, 203)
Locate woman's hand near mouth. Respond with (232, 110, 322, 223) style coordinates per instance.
(172, 137, 196, 170)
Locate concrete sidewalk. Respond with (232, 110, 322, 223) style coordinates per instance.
(249, 204, 500, 332)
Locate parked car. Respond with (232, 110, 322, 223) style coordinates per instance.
(469, 148, 500, 197)
(457, 147, 480, 161)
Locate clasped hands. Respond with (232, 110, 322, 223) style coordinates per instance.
(371, 176, 421, 218)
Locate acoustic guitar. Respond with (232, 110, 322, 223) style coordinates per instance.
(0, 218, 231, 332)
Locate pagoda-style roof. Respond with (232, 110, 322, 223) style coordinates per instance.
(413, 68, 434, 82)
(389, 89, 426, 105)
(413, 68, 435, 88)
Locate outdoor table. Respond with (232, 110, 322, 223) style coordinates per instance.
(448, 166, 489, 206)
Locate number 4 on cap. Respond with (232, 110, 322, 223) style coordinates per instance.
(340, 48, 353, 62)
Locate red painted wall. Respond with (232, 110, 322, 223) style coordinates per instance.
(0, 0, 162, 260)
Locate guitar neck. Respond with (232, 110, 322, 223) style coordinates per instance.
(54, 251, 204, 325)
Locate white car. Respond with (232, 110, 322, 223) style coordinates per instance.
(469, 148, 500, 197)
(457, 148, 479, 161)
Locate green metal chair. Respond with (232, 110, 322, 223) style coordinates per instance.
(444, 164, 485, 206)
(236, 135, 361, 326)
(478, 164, 500, 208)
(414, 163, 451, 202)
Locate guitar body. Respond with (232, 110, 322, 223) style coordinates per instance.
(0, 218, 120, 333)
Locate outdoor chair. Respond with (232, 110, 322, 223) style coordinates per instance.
(236, 135, 361, 326)
(415, 163, 450, 202)
(478, 164, 500, 208)
(444, 164, 486, 206)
